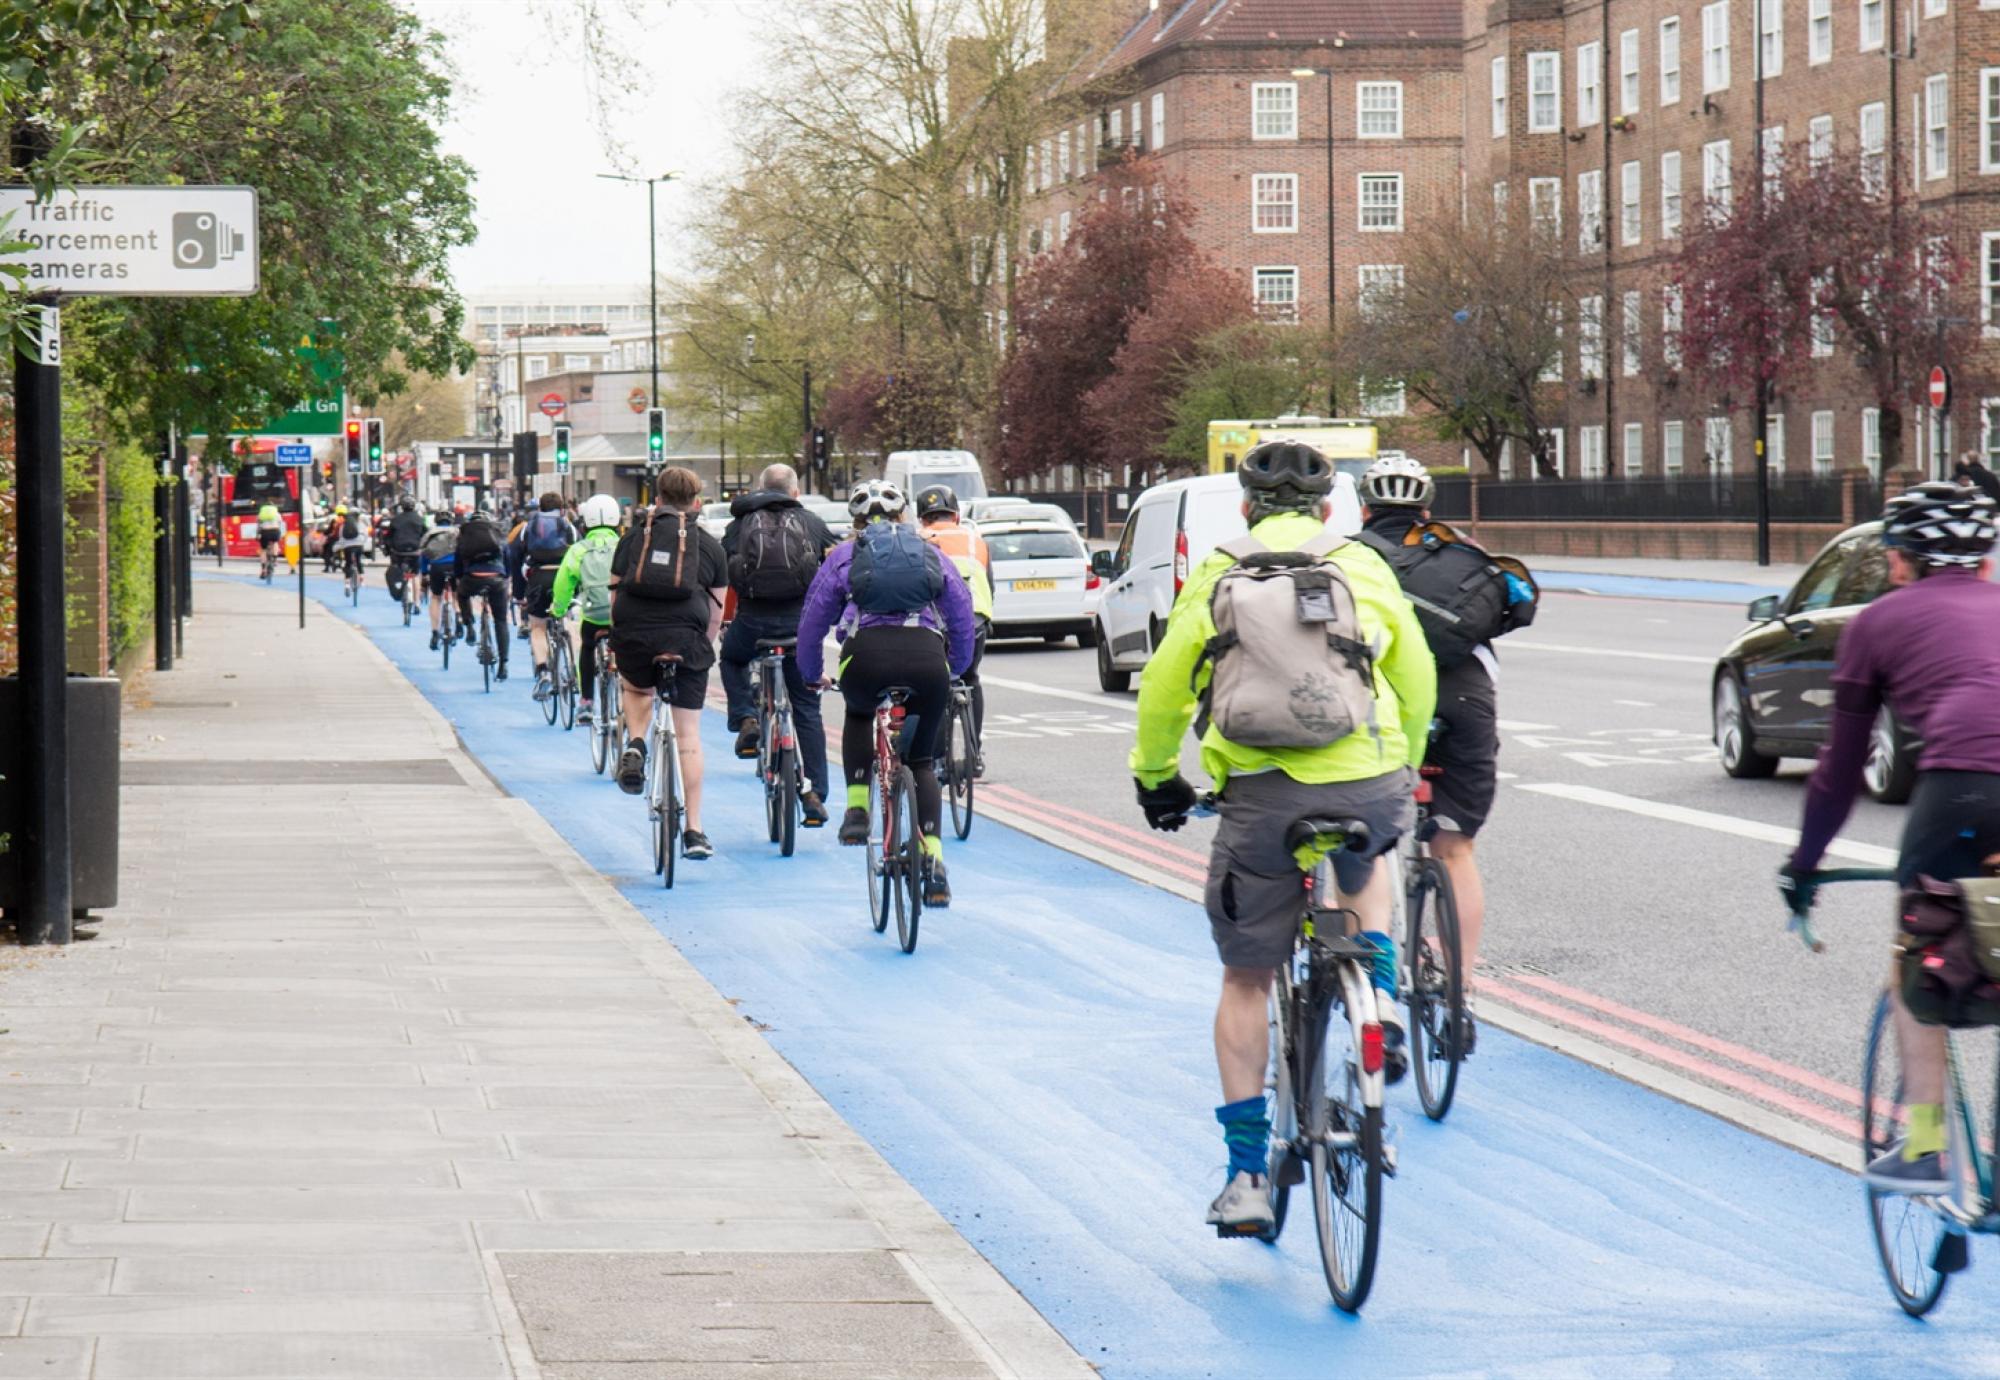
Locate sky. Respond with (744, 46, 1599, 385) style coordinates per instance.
(408, 0, 768, 294)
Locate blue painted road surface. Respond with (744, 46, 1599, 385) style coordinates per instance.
(1534, 570, 1787, 604)
(260, 569, 1998, 1377)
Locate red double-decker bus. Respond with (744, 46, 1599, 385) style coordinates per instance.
(219, 461, 302, 559)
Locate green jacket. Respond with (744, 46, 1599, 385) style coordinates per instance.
(550, 526, 619, 624)
(1130, 510, 1437, 790)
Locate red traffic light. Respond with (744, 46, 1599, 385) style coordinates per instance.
(345, 420, 361, 438)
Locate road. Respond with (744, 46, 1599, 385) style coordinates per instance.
(223, 563, 2000, 1377)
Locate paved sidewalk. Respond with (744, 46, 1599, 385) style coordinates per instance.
(0, 578, 1088, 1379)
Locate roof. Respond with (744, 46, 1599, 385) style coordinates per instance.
(1082, 0, 1457, 85)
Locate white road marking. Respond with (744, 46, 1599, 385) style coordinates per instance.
(1496, 719, 1558, 732)
(983, 675, 1137, 713)
(1517, 781, 1897, 865)
(1495, 770, 1520, 780)
(1506, 641, 1712, 666)
(1615, 699, 1656, 707)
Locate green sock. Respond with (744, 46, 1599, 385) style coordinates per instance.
(921, 833, 944, 861)
(846, 784, 869, 810)
(1905, 1103, 1944, 1160)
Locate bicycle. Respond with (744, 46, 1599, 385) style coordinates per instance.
(342, 548, 363, 605)
(391, 554, 419, 626)
(587, 632, 618, 775)
(863, 685, 923, 954)
(476, 600, 497, 693)
(1393, 763, 1467, 1122)
(939, 680, 978, 841)
(543, 619, 577, 731)
(1193, 793, 1393, 1314)
(752, 639, 806, 858)
(258, 536, 279, 584)
(642, 656, 686, 890)
(438, 585, 457, 671)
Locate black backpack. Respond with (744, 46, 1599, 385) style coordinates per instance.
(729, 506, 820, 601)
(1358, 522, 1532, 669)
(622, 508, 700, 601)
(849, 521, 945, 614)
(456, 516, 502, 565)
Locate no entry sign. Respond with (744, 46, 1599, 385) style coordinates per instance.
(1929, 365, 1952, 413)
(538, 393, 565, 418)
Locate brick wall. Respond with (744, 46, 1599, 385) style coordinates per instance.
(1466, 517, 1844, 562)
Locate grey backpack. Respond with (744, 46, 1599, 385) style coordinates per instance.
(1194, 531, 1378, 749)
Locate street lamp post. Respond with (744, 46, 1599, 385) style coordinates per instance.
(1293, 64, 1339, 416)
(744, 332, 815, 496)
(597, 172, 678, 409)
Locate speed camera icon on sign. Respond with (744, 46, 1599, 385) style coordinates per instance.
(171, 211, 246, 270)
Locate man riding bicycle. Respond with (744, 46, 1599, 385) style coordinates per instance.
(331, 504, 367, 585)
(455, 508, 512, 682)
(550, 494, 622, 726)
(418, 512, 458, 650)
(796, 479, 977, 908)
(1784, 481, 2000, 1193)
(508, 491, 580, 703)
(719, 463, 839, 829)
(255, 500, 285, 573)
(916, 486, 994, 778)
(1130, 440, 1436, 1237)
(384, 496, 428, 602)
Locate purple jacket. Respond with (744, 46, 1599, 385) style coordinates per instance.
(796, 535, 977, 683)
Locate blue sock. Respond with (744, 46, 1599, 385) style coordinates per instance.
(1215, 1096, 1270, 1179)
(1360, 931, 1398, 998)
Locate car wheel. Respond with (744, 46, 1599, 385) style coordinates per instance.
(1076, 623, 1097, 649)
(1864, 706, 1918, 805)
(1096, 626, 1131, 693)
(1713, 672, 1779, 779)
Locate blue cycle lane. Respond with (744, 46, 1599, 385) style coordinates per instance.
(256, 569, 1996, 1378)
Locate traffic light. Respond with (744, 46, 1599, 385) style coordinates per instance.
(811, 427, 832, 471)
(645, 408, 666, 465)
(343, 419, 362, 474)
(364, 418, 384, 473)
(553, 424, 572, 474)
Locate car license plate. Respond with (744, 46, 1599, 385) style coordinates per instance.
(1012, 579, 1057, 592)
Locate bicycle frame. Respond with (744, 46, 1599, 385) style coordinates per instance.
(647, 692, 684, 817)
(758, 652, 796, 769)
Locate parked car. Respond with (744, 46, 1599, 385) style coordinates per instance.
(963, 496, 1033, 523)
(1091, 472, 1362, 691)
(698, 500, 733, 541)
(978, 501, 1078, 532)
(1711, 520, 1922, 801)
(979, 520, 1100, 646)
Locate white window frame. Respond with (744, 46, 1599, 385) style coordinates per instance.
(1493, 179, 1510, 216)
(525, 355, 548, 380)
(1529, 176, 1562, 236)
(1706, 415, 1735, 473)
(1767, 413, 1787, 474)
(1152, 91, 1166, 149)
(1042, 138, 1053, 190)
(1252, 173, 1299, 233)
(1540, 429, 1568, 478)
(1491, 56, 1509, 137)
(1357, 81, 1403, 138)
(1620, 29, 1641, 115)
(1357, 264, 1404, 320)
(1622, 289, 1643, 374)
(1811, 411, 1836, 474)
(1358, 173, 1404, 231)
(1580, 424, 1607, 479)
(1660, 17, 1683, 104)
(1925, 0, 1946, 16)
(1809, 0, 1833, 63)
(1983, 70, 2000, 173)
(1252, 83, 1296, 140)
(1624, 421, 1645, 474)
(1703, 137, 1733, 217)
(1759, 0, 1783, 78)
(1361, 378, 1407, 416)
(1579, 294, 1605, 377)
(1661, 150, 1684, 237)
(1059, 129, 1072, 181)
(561, 353, 590, 372)
(1982, 231, 2000, 332)
(1663, 283, 1686, 367)
(1702, 2, 1731, 93)
(1253, 266, 1299, 323)
(1620, 160, 1642, 244)
(1130, 101, 1142, 150)
(1762, 124, 1786, 194)
(1809, 114, 1835, 170)
(1926, 74, 1950, 179)
(1578, 168, 1604, 249)
(1528, 51, 1561, 132)
(1860, 101, 1887, 191)
(1664, 419, 1687, 474)
(1864, 407, 1883, 475)
(1578, 41, 1603, 127)
(1860, 0, 1884, 51)
(1058, 209, 1071, 244)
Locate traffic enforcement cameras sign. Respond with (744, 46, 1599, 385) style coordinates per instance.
(0, 186, 259, 295)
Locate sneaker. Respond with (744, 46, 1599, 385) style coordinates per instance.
(734, 723, 761, 760)
(799, 791, 829, 828)
(1204, 1170, 1275, 1237)
(578, 703, 594, 726)
(838, 807, 870, 846)
(494, 662, 509, 682)
(923, 853, 951, 908)
(532, 669, 552, 702)
(1865, 1142, 1949, 1194)
(1437, 1008, 1478, 1061)
(1377, 1008, 1409, 1087)
(463, 625, 475, 645)
(971, 753, 987, 781)
(617, 738, 647, 795)
(681, 830, 714, 861)
(429, 630, 440, 651)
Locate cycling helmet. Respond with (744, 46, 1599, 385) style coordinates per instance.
(1881, 481, 2000, 570)
(470, 507, 494, 524)
(396, 496, 417, 512)
(434, 510, 457, 527)
(1360, 455, 1435, 509)
(914, 485, 960, 519)
(334, 504, 348, 516)
(579, 494, 620, 531)
(1237, 440, 1334, 510)
(848, 479, 907, 523)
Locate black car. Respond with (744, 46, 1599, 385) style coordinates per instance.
(1711, 520, 1921, 803)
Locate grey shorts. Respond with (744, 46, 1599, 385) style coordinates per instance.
(1204, 768, 1414, 970)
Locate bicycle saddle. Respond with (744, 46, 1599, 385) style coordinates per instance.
(651, 651, 685, 664)
(877, 685, 915, 707)
(754, 638, 797, 652)
(1283, 816, 1373, 855)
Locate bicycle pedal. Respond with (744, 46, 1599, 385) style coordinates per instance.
(1213, 1221, 1271, 1240)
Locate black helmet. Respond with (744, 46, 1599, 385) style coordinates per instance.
(1882, 481, 1999, 570)
(1238, 440, 1334, 510)
(396, 496, 417, 513)
(915, 485, 960, 519)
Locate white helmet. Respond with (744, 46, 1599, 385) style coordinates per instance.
(848, 479, 907, 523)
(579, 494, 620, 531)
(1360, 455, 1435, 509)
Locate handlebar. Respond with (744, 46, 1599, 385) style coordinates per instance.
(1787, 866, 1899, 954)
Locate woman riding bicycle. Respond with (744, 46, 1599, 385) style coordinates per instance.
(796, 479, 976, 908)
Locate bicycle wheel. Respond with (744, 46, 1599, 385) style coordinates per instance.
(442, 611, 453, 670)
(866, 772, 890, 934)
(480, 617, 493, 694)
(777, 746, 798, 858)
(1266, 970, 1299, 1241)
(646, 733, 665, 875)
(555, 637, 577, 731)
(946, 701, 975, 840)
(762, 716, 783, 845)
(1309, 975, 1383, 1313)
(890, 765, 921, 954)
(591, 667, 615, 775)
(1407, 855, 1465, 1122)
(1862, 990, 1953, 1316)
(540, 638, 560, 725)
(661, 735, 681, 891)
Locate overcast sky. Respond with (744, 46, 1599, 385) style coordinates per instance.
(409, 0, 766, 295)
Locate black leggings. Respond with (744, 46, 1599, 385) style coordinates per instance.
(840, 625, 950, 838)
(1899, 770, 2000, 886)
(458, 573, 511, 665)
(580, 623, 609, 698)
(959, 620, 988, 740)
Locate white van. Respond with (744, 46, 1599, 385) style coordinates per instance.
(1090, 472, 1361, 691)
(884, 449, 988, 502)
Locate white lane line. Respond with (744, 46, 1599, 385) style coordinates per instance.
(1496, 718, 1557, 732)
(1506, 641, 1712, 666)
(1614, 699, 1656, 707)
(1518, 781, 1897, 866)
(982, 675, 1136, 713)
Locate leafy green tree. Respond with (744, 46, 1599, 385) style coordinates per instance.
(1162, 325, 1320, 473)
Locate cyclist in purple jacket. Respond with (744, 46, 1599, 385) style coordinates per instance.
(797, 479, 976, 907)
(1784, 482, 2000, 1192)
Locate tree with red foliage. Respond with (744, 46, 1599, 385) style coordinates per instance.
(819, 339, 964, 456)
(1672, 153, 1971, 476)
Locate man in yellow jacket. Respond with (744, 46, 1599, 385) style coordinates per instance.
(916, 485, 994, 775)
(1130, 440, 1435, 1237)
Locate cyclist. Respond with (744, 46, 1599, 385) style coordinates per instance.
(331, 504, 367, 586)
(915, 486, 994, 777)
(719, 463, 839, 829)
(609, 466, 727, 861)
(255, 499, 285, 575)
(1783, 481, 2000, 1193)
(454, 507, 512, 681)
(318, 506, 343, 572)
(1130, 440, 1435, 1237)
(418, 512, 459, 649)
(384, 496, 427, 603)
(796, 480, 976, 907)
(508, 492, 580, 703)
(550, 494, 621, 726)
